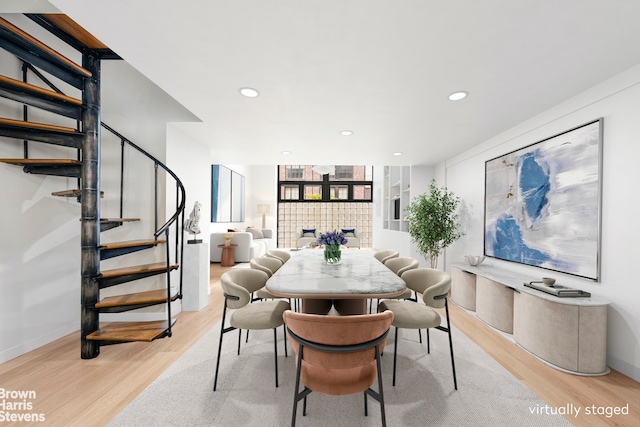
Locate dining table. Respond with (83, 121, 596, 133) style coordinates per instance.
(265, 248, 406, 315)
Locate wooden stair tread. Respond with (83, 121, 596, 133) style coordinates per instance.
(100, 217, 140, 222)
(0, 158, 81, 166)
(85, 319, 176, 342)
(96, 288, 179, 309)
(0, 75, 82, 105)
(100, 262, 179, 278)
(52, 189, 104, 198)
(0, 117, 79, 133)
(0, 17, 92, 78)
(41, 14, 109, 50)
(100, 239, 166, 250)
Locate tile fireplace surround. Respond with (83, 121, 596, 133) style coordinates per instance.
(277, 202, 372, 249)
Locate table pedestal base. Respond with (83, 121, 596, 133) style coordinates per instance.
(302, 298, 367, 315)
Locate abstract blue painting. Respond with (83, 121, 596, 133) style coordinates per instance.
(484, 119, 602, 280)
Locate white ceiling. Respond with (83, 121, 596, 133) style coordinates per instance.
(14, 1, 640, 165)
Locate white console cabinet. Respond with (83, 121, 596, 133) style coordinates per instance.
(451, 264, 609, 375)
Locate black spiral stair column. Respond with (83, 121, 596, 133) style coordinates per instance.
(80, 50, 101, 359)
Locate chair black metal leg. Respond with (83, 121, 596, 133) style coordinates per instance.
(238, 329, 242, 355)
(213, 304, 231, 392)
(418, 328, 422, 343)
(426, 328, 430, 354)
(213, 316, 226, 391)
(291, 346, 303, 427)
(283, 324, 288, 357)
(392, 326, 398, 386)
(444, 299, 458, 390)
(364, 392, 368, 416)
(376, 345, 387, 427)
(273, 328, 279, 388)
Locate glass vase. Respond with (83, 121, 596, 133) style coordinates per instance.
(324, 245, 342, 265)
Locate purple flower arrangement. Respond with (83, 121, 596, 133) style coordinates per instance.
(317, 230, 348, 247)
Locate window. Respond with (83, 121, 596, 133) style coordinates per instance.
(280, 185, 299, 200)
(284, 165, 305, 180)
(330, 185, 349, 200)
(278, 165, 373, 202)
(304, 185, 322, 200)
(352, 184, 372, 200)
(333, 166, 353, 180)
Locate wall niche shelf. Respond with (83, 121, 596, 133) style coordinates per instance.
(451, 263, 610, 376)
(383, 166, 411, 232)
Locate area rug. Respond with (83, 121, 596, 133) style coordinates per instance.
(108, 318, 571, 426)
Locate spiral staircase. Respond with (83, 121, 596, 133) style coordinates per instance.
(0, 14, 185, 359)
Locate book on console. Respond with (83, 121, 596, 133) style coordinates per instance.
(523, 282, 591, 298)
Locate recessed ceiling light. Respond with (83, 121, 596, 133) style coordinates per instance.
(281, 151, 292, 155)
(393, 152, 403, 156)
(448, 91, 468, 101)
(239, 87, 259, 98)
(340, 130, 353, 136)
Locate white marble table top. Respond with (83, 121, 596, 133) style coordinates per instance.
(266, 248, 406, 299)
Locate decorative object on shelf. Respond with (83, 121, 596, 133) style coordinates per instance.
(464, 255, 485, 266)
(257, 204, 270, 228)
(406, 179, 463, 268)
(222, 232, 233, 246)
(184, 201, 203, 244)
(524, 280, 591, 297)
(317, 230, 347, 265)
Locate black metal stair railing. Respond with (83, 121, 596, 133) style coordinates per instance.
(15, 62, 185, 349)
(17, 63, 186, 302)
(0, 15, 186, 358)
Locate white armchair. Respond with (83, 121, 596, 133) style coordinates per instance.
(296, 228, 317, 248)
(342, 228, 361, 248)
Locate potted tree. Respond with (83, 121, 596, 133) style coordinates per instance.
(406, 179, 463, 268)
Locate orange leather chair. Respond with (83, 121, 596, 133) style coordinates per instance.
(283, 310, 394, 427)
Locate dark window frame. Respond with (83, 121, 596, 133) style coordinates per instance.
(278, 165, 373, 202)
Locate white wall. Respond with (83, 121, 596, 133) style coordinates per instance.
(443, 65, 640, 381)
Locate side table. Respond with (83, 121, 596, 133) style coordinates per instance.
(217, 244, 237, 267)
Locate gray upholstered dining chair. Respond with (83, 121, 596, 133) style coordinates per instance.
(370, 257, 418, 313)
(283, 310, 394, 427)
(383, 257, 419, 300)
(369, 250, 401, 312)
(250, 256, 283, 277)
(213, 269, 290, 391)
(267, 249, 292, 264)
(378, 268, 457, 390)
(250, 256, 284, 300)
(373, 250, 399, 264)
(384, 257, 419, 278)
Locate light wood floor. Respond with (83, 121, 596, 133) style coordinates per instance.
(0, 262, 638, 426)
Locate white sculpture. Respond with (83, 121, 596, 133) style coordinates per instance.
(184, 201, 202, 235)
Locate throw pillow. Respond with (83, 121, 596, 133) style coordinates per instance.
(246, 227, 264, 239)
(302, 228, 316, 237)
(342, 228, 356, 237)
